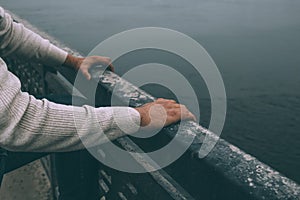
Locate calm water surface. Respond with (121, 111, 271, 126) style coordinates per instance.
(2, 0, 300, 183)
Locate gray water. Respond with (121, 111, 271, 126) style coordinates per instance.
(2, 0, 300, 183)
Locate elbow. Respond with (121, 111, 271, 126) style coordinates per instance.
(0, 126, 35, 152)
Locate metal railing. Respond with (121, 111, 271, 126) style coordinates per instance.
(3, 9, 300, 200)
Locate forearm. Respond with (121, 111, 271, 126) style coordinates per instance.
(0, 63, 140, 152)
(0, 97, 140, 152)
(0, 7, 67, 66)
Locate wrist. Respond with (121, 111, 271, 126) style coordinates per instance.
(134, 107, 147, 127)
(62, 54, 82, 70)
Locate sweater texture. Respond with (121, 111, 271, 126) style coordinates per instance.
(0, 7, 140, 152)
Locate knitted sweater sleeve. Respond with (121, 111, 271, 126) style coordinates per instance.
(0, 7, 67, 66)
(0, 7, 140, 152)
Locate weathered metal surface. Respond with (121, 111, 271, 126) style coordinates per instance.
(92, 70, 300, 200)
(45, 63, 196, 200)
(45, 70, 194, 200)
(116, 137, 195, 200)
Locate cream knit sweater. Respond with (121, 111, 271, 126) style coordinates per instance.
(0, 7, 140, 152)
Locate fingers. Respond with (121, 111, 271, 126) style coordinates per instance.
(93, 56, 113, 71)
(179, 104, 197, 122)
(155, 98, 197, 123)
(81, 68, 91, 80)
(88, 56, 112, 65)
(108, 64, 115, 72)
(135, 98, 197, 130)
(156, 98, 176, 104)
(78, 56, 114, 80)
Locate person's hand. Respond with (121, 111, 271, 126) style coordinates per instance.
(63, 54, 114, 80)
(134, 98, 196, 130)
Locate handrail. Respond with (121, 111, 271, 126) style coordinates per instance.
(93, 69, 300, 200)
(6, 9, 300, 200)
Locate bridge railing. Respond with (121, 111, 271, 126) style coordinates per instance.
(3, 9, 300, 200)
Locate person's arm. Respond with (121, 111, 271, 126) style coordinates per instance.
(0, 7, 113, 79)
(0, 7, 195, 152)
(0, 59, 141, 152)
(0, 64, 194, 152)
(0, 7, 67, 66)
(0, 7, 140, 152)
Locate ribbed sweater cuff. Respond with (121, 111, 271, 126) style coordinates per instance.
(44, 44, 68, 67)
(96, 107, 141, 135)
